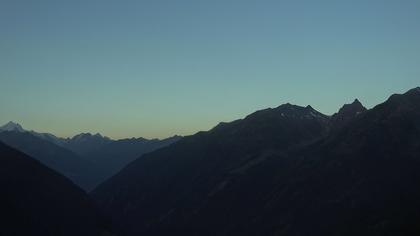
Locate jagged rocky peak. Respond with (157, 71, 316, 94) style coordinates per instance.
(239, 103, 330, 124)
(330, 99, 367, 130)
(71, 133, 91, 142)
(276, 102, 300, 110)
(272, 103, 305, 113)
(0, 121, 25, 132)
(278, 103, 328, 119)
(353, 98, 362, 105)
(336, 99, 367, 117)
(71, 132, 110, 141)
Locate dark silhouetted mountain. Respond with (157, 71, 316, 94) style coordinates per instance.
(93, 87, 420, 236)
(0, 131, 103, 191)
(88, 135, 183, 177)
(92, 103, 331, 235)
(64, 133, 113, 157)
(330, 98, 367, 131)
(0, 141, 112, 236)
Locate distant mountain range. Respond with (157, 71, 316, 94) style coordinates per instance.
(2, 87, 420, 236)
(0, 130, 102, 190)
(93, 87, 420, 236)
(0, 122, 182, 191)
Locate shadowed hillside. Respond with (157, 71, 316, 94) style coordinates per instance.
(0, 142, 112, 235)
(93, 88, 420, 236)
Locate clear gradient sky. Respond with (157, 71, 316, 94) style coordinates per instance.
(1, 0, 420, 139)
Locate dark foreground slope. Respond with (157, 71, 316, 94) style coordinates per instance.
(93, 88, 420, 236)
(0, 142, 112, 236)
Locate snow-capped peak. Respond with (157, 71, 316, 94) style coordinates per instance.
(0, 121, 25, 132)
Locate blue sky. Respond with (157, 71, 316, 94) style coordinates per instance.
(1, 0, 419, 138)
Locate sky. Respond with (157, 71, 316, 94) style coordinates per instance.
(1, 0, 420, 139)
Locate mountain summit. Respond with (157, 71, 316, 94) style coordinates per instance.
(336, 98, 366, 117)
(330, 98, 367, 130)
(64, 133, 112, 157)
(0, 121, 25, 132)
